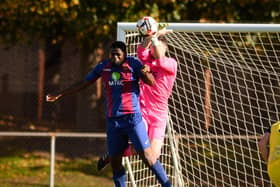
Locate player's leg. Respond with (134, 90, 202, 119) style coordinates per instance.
(97, 116, 167, 171)
(147, 115, 167, 159)
(106, 117, 128, 187)
(97, 116, 148, 171)
(137, 147, 172, 187)
(97, 143, 134, 171)
(97, 151, 110, 171)
(122, 116, 149, 157)
(150, 138, 164, 159)
(122, 115, 149, 157)
(111, 155, 126, 187)
(127, 112, 172, 187)
(121, 115, 167, 159)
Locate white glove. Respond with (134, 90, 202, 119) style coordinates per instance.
(151, 34, 160, 46)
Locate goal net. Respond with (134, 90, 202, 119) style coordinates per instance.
(117, 23, 280, 187)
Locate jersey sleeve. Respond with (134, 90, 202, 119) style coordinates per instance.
(84, 61, 104, 82)
(129, 57, 144, 78)
(155, 57, 177, 75)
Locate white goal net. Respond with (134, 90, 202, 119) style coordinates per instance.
(117, 23, 280, 187)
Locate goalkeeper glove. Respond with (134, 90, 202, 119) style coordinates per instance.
(158, 23, 169, 30)
(151, 34, 160, 46)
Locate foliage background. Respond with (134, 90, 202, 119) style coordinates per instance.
(0, 1, 279, 186)
(0, 0, 279, 129)
(1, 0, 280, 49)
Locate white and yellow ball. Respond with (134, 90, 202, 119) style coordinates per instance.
(136, 16, 158, 36)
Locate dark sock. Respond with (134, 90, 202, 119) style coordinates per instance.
(150, 160, 172, 187)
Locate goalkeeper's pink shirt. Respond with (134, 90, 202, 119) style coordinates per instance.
(137, 45, 177, 140)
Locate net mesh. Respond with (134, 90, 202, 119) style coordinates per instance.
(122, 26, 280, 187)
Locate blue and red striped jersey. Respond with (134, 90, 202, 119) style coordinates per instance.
(85, 56, 144, 118)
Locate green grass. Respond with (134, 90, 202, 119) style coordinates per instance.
(0, 116, 113, 187)
(0, 151, 113, 187)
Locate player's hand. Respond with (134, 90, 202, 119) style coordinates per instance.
(144, 31, 157, 39)
(46, 94, 61, 102)
(141, 64, 151, 74)
(144, 23, 172, 40)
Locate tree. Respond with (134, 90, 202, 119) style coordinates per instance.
(0, 0, 279, 124)
(1, 0, 279, 48)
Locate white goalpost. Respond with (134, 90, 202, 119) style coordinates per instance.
(117, 22, 280, 187)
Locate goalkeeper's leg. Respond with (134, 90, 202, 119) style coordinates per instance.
(98, 146, 172, 186)
(129, 117, 172, 187)
(138, 147, 172, 187)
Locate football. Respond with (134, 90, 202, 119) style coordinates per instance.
(136, 16, 158, 36)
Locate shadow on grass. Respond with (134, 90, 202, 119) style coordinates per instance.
(0, 181, 48, 187)
(59, 159, 112, 179)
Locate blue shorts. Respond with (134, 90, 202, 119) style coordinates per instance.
(106, 112, 150, 156)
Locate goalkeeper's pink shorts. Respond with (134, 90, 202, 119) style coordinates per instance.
(142, 112, 167, 141)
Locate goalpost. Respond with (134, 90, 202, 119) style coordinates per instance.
(117, 22, 280, 187)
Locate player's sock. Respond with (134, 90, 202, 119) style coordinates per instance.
(113, 168, 126, 187)
(150, 160, 172, 187)
(97, 152, 110, 171)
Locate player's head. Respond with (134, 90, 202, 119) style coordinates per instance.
(110, 41, 127, 65)
(150, 35, 168, 58)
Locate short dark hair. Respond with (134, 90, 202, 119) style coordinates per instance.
(111, 41, 127, 53)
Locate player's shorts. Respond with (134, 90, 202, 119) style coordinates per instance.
(142, 113, 167, 141)
(268, 159, 280, 187)
(106, 112, 150, 156)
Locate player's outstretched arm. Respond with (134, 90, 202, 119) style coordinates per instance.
(46, 80, 92, 102)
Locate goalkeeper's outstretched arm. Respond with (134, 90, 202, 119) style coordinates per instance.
(140, 26, 173, 59)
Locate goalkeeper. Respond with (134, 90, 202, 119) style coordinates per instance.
(98, 18, 177, 170)
(258, 121, 280, 187)
(136, 23, 177, 159)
